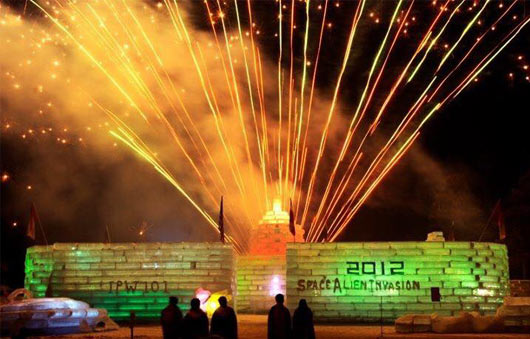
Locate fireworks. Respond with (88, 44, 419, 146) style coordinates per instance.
(1, 1, 528, 251)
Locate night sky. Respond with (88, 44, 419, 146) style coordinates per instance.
(1, 0, 530, 288)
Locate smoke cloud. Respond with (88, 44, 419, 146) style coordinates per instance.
(1, 1, 490, 247)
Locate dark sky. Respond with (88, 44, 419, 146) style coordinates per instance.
(1, 1, 530, 283)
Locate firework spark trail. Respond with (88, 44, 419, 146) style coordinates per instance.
(19, 0, 530, 248)
(328, 10, 528, 240)
(255, 47, 271, 182)
(291, 0, 310, 201)
(327, 102, 437, 239)
(90, 98, 243, 252)
(168, 0, 253, 209)
(244, 0, 270, 208)
(300, 0, 366, 229)
(36, 0, 217, 206)
(232, 0, 268, 214)
(86, 1, 252, 242)
(328, 10, 529, 239)
(295, 0, 329, 218)
(313, 1, 526, 241)
(311, 77, 434, 242)
(102, 0, 229, 199)
(196, 45, 258, 233)
(306, 0, 404, 241)
(287, 0, 295, 190)
(197, 0, 271, 227)
(407, 0, 465, 83)
(311, 152, 364, 241)
(277, 0, 284, 201)
(212, 0, 261, 212)
(202, 1, 238, 121)
(41, 0, 253, 242)
(451, 17, 530, 100)
(427, 0, 518, 102)
(340, 0, 404, 161)
(110, 127, 243, 253)
(124, 1, 252, 232)
(200, 1, 254, 199)
(326, 9, 528, 240)
(308, 0, 411, 241)
(319, 81, 435, 241)
(121, 2, 233, 197)
(437, 0, 491, 72)
(329, 131, 422, 242)
(28, 1, 145, 120)
(283, 0, 295, 206)
(370, 0, 450, 132)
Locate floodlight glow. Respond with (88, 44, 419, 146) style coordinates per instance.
(269, 275, 282, 296)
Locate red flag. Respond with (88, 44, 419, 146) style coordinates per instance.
(27, 204, 37, 240)
(218, 196, 225, 244)
(497, 206, 506, 241)
(26, 203, 47, 244)
(289, 199, 295, 238)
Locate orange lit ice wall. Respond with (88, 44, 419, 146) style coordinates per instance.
(235, 198, 303, 313)
(248, 198, 304, 256)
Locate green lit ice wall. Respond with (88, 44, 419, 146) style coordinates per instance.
(25, 243, 235, 320)
(286, 242, 509, 322)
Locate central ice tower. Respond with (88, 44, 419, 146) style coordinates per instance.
(248, 198, 305, 255)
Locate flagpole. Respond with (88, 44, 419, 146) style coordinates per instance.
(218, 196, 225, 244)
(289, 199, 295, 243)
(32, 203, 48, 245)
(478, 199, 501, 241)
(106, 224, 112, 243)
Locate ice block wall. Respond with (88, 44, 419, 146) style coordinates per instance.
(25, 243, 235, 320)
(286, 242, 509, 322)
(235, 255, 285, 313)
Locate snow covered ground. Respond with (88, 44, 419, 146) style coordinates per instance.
(24, 315, 530, 339)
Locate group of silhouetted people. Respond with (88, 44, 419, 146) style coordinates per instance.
(161, 293, 314, 339)
(268, 294, 315, 339)
(161, 296, 237, 339)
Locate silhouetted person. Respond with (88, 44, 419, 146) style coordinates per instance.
(183, 298, 209, 339)
(292, 299, 315, 339)
(267, 294, 291, 339)
(211, 296, 238, 339)
(161, 296, 183, 339)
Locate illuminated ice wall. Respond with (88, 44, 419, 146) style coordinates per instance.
(286, 242, 509, 322)
(25, 241, 510, 322)
(236, 255, 285, 313)
(24, 243, 234, 320)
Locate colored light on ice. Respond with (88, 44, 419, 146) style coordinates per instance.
(475, 288, 495, 296)
(260, 198, 290, 224)
(273, 198, 282, 213)
(207, 301, 218, 314)
(269, 275, 283, 296)
(195, 288, 211, 308)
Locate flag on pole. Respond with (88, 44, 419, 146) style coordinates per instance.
(219, 196, 225, 244)
(289, 199, 295, 238)
(27, 203, 48, 244)
(27, 204, 37, 241)
(497, 205, 506, 241)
